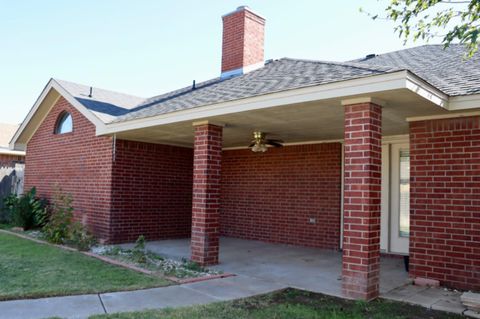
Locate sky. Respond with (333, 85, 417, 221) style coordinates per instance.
(0, 0, 440, 124)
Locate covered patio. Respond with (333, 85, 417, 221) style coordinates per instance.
(122, 237, 409, 297)
(104, 77, 450, 300)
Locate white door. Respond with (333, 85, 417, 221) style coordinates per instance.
(389, 143, 410, 254)
(380, 141, 410, 255)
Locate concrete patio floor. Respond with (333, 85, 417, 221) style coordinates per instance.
(122, 236, 410, 297)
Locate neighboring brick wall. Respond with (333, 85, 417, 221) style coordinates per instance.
(0, 154, 24, 167)
(410, 116, 480, 291)
(220, 143, 342, 249)
(342, 102, 382, 300)
(221, 7, 265, 73)
(25, 97, 114, 241)
(191, 124, 223, 266)
(110, 139, 193, 243)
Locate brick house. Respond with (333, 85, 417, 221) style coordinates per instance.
(10, 6, 480, 300)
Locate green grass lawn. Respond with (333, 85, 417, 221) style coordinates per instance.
(0, 232, 170, 300)
(90, 288, 463, 319)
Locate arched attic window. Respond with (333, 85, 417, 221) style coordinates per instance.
(54, 112, 73, 134)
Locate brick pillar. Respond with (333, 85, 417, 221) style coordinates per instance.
(191, 123, 223, 266)
(342, 101, 382, 300)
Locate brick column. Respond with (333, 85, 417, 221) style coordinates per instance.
(342, 100, 382, 300)
(191, 122, 223, 266)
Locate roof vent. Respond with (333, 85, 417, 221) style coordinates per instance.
(365, 54, 376, 60)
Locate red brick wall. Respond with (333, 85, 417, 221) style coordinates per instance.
(0, 154, 24, 167)
(110, 139, 193, 243)
(410, 116, 480, 291)
(221, 7, 265, 73)
(191, 124, 223, 265)
(25, 97, 194, 244)
(342, 102, 382, 300)
(220, 143, 342, 249)
(25, 97, 114, 240)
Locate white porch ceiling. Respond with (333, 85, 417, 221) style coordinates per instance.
(113, 88, 452, 148)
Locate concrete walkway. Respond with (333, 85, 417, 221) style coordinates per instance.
(0, 275, 287, 319)
(0, 276, 473, 319)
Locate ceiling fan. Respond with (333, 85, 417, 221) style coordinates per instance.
(249, 131, 284, 152)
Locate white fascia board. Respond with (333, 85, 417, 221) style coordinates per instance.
(0, 148, 25, 156)
(405, 72, 449, 109)
(10, 79, 107, 149)
(448, 94, 480, 111)
(98, 71, 420, 136)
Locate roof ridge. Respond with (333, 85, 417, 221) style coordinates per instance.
(279, 57, 399, 73)
(348, 43, 467, 63)
(53, 78, 146, 100)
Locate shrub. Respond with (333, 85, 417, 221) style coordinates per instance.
(43, 190, 74, 244)
(68, 222, 96, 251)
(1, 194, 17, 224)
(42, 187, 96, 250)
(3, 188, 46, 230)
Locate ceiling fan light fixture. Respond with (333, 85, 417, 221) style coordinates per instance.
(249, 131, 283, 153)
(251, 143, 268, 153)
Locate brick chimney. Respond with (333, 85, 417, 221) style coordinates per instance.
(221, 6, 265, 78)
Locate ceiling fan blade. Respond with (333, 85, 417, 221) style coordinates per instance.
(267, 141, 283, 147)
(248, 142, 256, 147)
(267, 139, 284, 144)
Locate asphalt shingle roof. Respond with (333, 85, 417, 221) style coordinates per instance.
(112, 59, 400, 123)
(55, 80, 146, 123)
(58, 44, 479, 124)
(354, 44, 480, 96)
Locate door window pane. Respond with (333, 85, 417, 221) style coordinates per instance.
(399, 150, 410, 237)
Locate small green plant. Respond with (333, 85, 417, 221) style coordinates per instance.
(3, 188, 46, 230)
(43, 189, 74, 244)
(106, 246, 122, 256)
(181, 258, 204, 272)
(68, 222, 96, 251)
(132, 235, 147, 264)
